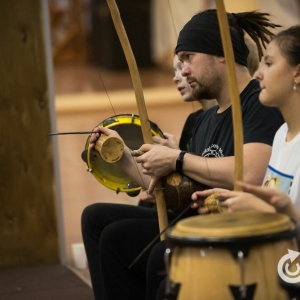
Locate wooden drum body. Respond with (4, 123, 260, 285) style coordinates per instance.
(166, 212, 299, 300)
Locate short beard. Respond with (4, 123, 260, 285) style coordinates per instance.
(192, 67, 223, 100)
(192, 84, 215, 101)
(191, 56, 222, 101)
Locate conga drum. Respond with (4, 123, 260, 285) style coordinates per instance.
(165, 212, 300, 300)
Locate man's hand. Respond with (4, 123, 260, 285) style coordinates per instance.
(89, 126, 123, 150)
(139, 190, 156, 204)
(135, 144, 180, 194)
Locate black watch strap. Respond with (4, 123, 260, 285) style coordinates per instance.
(176, 151, 187, 173)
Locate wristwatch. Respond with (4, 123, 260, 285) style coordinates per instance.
(176, 151, 187, 173)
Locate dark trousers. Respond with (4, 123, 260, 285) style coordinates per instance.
(81, 203, 175, 300)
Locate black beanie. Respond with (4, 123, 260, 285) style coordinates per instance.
(175, 11, 249, 66)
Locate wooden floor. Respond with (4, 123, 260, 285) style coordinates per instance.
(0, 265, 94, 300)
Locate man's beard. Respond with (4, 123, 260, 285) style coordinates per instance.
(192, 82, 215, 101)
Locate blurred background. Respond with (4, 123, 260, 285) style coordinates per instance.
(51, 0, 300, 284)
(1, 0, 299, 293)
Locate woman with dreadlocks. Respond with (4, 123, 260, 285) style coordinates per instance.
(84, 9, 283, 300)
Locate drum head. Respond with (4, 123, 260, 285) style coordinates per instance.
(85, 114, 164, 194)
(167, 211, 297, 244)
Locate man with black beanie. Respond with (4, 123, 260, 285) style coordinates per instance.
(84, 9, 283, 300)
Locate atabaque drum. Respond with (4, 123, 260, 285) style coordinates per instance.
(85, 114, 164, 196)
(165, 211, 300, 300)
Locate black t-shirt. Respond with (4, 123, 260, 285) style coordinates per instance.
(179, 109, 203, 151)
(190, 80, 284, 157)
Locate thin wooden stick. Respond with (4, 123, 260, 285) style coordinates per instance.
(215, 0, 244, 190)
(106, 0, 168, 239)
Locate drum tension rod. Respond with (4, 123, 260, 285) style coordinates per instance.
(237, 250, 247, 298)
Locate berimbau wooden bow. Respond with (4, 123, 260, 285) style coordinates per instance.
(106, 0, 169, 239)
(215, 0, 244, 190)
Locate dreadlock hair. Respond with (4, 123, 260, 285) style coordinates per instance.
(176, 9, 281, 67)
(211, 9, 281, 60)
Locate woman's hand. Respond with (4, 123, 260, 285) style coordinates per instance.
(191, 186, 276, 214)
(236, 181, 294, 212)
(153, 132, 179, 149)
(191, 188, 228, 214)
(219, 189, 276, 213)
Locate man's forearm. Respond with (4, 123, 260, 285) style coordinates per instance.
(182, 143, 272, 189)
(182, 153, 235, 189)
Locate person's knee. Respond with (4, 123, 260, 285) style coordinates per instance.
(99, 219, 159, 257)
(83, 202, 114, 221)
(81, 203, 111, 236)
(81, 203, 98, 227)
(100, 220, 131, 248)
(100, 223, 119, 245)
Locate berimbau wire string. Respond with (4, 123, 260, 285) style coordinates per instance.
(128, 202, 195, 270)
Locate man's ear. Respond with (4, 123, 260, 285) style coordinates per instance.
(218, 56, 226, 63)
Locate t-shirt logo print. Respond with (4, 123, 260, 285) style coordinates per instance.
(202, 144, 224, 157)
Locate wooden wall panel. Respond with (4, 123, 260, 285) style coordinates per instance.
(0, 0, 59, 266)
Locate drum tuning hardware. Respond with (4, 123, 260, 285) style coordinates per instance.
(125, 181, 141, 197)
(103, 117, 116, 127)
(164, 248, 180, 300)
(131, 114, 135, 123)
(164, 248, 171, 274)
(237, 250, 246, 298)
